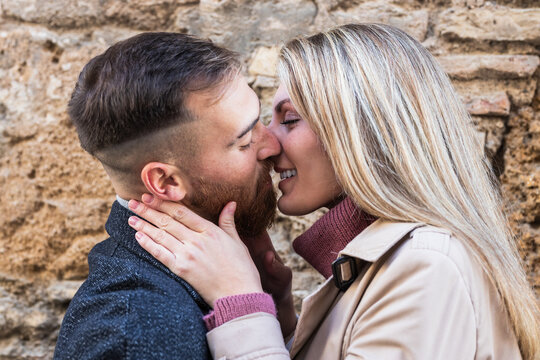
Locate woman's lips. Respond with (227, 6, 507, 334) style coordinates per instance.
(274, 167, 297, 193)
(278, 173, 295, 192)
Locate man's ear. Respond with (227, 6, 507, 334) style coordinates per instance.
(140, 162, 187, 202)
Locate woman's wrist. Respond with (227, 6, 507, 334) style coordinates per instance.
(203, 292, 277, 331)
(210, 275, 263, 307)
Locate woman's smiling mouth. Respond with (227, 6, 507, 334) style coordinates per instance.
(279, 169, 297, 180)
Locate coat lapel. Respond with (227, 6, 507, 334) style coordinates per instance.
(339, 220, 424, 262)
(290, 220, 424, 358)
(290, 278, 340, 357)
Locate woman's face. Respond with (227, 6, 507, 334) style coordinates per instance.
(267, 84, 343, 216)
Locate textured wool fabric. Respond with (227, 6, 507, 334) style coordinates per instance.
(54, 201, 212, 360)
(293, 197, 377, 279)
(203, 293, 276, 330)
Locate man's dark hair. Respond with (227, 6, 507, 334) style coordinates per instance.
(68, 32, 240, 155)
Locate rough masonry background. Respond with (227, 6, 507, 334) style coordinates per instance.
(0, 0, 539, 358)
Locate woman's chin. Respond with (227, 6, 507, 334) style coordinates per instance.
(277, 196, 317, 217)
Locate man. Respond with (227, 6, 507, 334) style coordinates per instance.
(54, 32, 281, 359)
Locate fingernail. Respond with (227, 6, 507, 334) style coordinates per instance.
(128, 200, 139, 210)
(128, 216, 139, 226)
(135, 232, 143, 240)
(142, 193, 154, 204)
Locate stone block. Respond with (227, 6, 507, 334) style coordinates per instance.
(507, 78, 537, 107)
(46, 280, 83, 303)
(471, 116, 506, 157)
(451, 0, 484, 7)
(90, 27, 140, 48)
(103, 0, 190, 30)
(0, 26, 116, 281)
(0, 280, 63, 358)
(437, 55, 540, 80)
(2, 0, 196, 30)
(172, 4, 201, 34)
(1, 0, 104, 28)
(438, 5, 540, 43)
(453, 78, 537, 108)
(494, 107, 538, 290)
(462, 91, 510, 116)
(251, 75, 279, 89)
(314, 1, 429, 42)
(248, 46, 280, 77)
(0, 337, 53, 359)
(197, 0, 317, 54)
(502, 106, 540, 217)
(255, 86, 280, 126)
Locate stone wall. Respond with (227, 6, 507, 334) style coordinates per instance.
(0, 0, 538, 358)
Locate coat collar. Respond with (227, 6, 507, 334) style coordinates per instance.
(105, 201, 211, 312)
(339, 219, 424, 262)
(290, 219, 424, 357)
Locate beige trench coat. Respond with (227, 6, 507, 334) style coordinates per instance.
(207, 220, 521, 359)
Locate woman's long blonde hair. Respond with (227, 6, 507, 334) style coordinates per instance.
(278, 23, 539, 359)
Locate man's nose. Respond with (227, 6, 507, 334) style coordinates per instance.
(257, 125, 281, 160)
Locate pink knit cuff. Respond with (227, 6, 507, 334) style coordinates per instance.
(203, 293, 276, 331)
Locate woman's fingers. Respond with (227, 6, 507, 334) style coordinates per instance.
(128, 199, 199, 241)
(128, 215, 185, 255)
(126, 197, 265, 305)
(140, 194, 211, 233)
(134, 230, 178, 271)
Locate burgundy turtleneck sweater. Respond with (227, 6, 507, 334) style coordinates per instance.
(293, 197, 377, 279)
(204, 197, 376, 330)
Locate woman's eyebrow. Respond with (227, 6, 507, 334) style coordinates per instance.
(274, 98, 291, 113)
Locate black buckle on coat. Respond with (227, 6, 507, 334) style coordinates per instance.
(332, 256, 358, 292)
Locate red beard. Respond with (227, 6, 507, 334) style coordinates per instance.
(184, 160, 276, 237)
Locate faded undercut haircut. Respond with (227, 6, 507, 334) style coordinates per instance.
(68, 32, 241, 163)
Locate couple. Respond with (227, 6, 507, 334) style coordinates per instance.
(55, 24, 539, 359)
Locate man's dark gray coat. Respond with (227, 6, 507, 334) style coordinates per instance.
(54, 201, 211, 359)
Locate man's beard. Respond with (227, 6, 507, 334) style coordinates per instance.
(184, 161, 277, 238)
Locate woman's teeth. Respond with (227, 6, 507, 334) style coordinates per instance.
(280, 169, 297, 180)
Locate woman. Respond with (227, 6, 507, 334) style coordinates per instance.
(127, 24, 539, 359)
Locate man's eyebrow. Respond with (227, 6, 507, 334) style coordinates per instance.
(274, 98, 291, 113)
(227, 99, 261, 147)
(237, 117, 259, 139)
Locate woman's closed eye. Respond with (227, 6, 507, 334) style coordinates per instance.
(281, 119, 299, 125)
(281, 112, 301, 127)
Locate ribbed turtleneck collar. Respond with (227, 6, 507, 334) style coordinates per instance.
(292, 197, 377, 279)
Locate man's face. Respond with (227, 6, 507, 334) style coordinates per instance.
(181, 75, 281, 237)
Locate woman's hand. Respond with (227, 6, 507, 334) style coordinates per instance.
(127, 194, 263, 307)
